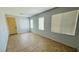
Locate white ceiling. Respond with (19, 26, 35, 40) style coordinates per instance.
(1, 7, 53, 17)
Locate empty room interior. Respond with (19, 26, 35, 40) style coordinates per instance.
(0, 7, 79, 52)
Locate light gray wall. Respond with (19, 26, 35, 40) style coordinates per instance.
(30, 7, 79, 49)
(15, 16, 30, 33)
(0, 9, 9, 52)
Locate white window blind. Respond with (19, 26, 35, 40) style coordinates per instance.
(30, 19, 33, 29)
(51, 10, 78, 36)
(39, 17, 44, 30)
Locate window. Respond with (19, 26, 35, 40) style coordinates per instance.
(30, 19, 33, 29)
(51, 10, 78, 36)
(51, 13, 62, 33)
(39, 17, 44, 30)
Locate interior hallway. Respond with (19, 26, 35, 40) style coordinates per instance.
(6, 33, 77, 52)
